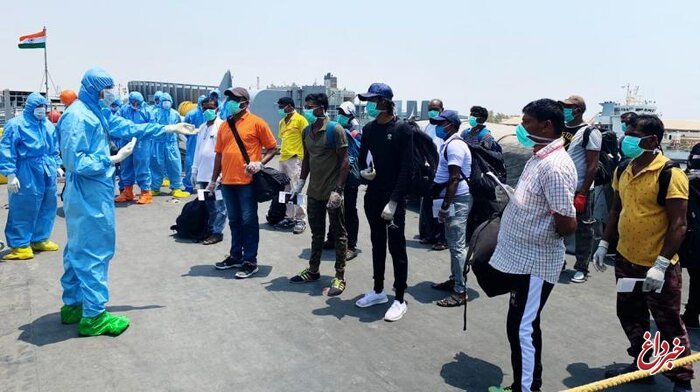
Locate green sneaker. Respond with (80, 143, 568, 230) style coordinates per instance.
(60, 305, 82, 325)
(487, 387, 512, 392)
(289, 268, 321, 283)
(327, 277, 346, 297)
(78, 311, 130, 337)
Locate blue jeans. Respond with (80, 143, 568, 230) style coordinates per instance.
(221, 184, 258, 264)
(445, 194, 473, 294)
(197, 182, 227, 235)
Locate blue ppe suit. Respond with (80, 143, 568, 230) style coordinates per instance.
(150, 93, 183, 190)
(118, 92, 153, 190)
(57, 67, 169, 317)
(210, 89, 229, 120)
(182, 94, 206, 190)
(147, 91, 164, 119)
(0, 93, 61, 248)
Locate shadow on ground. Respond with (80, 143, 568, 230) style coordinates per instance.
(407, 281, 481, 304)
(440, 352, 503, 390)
(17, 305, 164, 347)
(262, 276, 326, 297)
(181, 264, 272, 279)
(562, 362, 673, 391)
(311, 296, 388, 323)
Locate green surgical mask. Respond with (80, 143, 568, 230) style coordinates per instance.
(278, 108, 288, 118)
(203, 109, 217, 121)
(337, 114, 350, 126)
(428, 110, 439, 119)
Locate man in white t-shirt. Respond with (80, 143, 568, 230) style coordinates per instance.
(419, 99, 448, 251)
(191, 98, 227, 245)
(428, 110, 473, 307)
(560, 95, 601, 283)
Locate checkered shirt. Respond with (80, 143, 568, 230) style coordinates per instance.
(489, 138, 577, 284)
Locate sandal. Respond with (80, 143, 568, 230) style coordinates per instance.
(436, 293, 467, 307)
(432, 243, 448, 251)
(202, 234, 223, 245)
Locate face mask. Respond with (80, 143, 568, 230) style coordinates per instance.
(435, 125, 449, 141)
(33, 107, 46, 120)
(110, 106, 120, 114)
(100, 88, 118, 108)
(621, 122, 628, 132)
(278, 108, 288, 118)
(226, 100, 243, 115)
(563, 108, 575, 123)
(468, 116, 478, 128)
(203, 109, 217, 122)
(515, 124, 556, 149)
(428, 110, 439, 119)
(303, 109, 318, 123)
(162, 101, 172, 110)
(621, 135, 653, 159)
(366, 102, 384, 118)
(337, 114, 350, 126)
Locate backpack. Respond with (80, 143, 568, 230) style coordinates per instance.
(303, 121, 362, 187)
(170, 199, 210, 241)
(462, 127, 503, 153)
(403, 119, 440, 197)
(615, 158, 679, 206)
(581, 126, 619, 186)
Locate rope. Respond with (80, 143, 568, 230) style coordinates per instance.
(562, 352, 700, 391)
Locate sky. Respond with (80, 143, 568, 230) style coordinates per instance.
(2, 0, 699, 119)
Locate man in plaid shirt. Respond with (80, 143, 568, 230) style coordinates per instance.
(487, 99, 578, 392)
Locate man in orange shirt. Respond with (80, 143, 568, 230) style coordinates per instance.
(208, 87, 277, 279)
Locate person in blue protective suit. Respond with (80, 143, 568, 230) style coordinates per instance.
(209, 89, 229, 120)
(149, 90, 164, 118)
(56, 67, 197, 336)
(150, 93, 190, 198)
(183, 94, 207, 193)
(115, 91, 155, 204)
(0, 92, 62, 261)
(109, 98, 122, 115)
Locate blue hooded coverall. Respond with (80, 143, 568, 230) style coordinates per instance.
(150, 93, 183, 191)
(183, 94, 206, 190)
(0, 93, 61, 248)
(118, 91, 153, 191)
(57, 67, 169, 317)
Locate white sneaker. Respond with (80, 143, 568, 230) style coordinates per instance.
(384, 300, 407, 322)
(355, 290, 389, 308)
(570, 271, 587, 283)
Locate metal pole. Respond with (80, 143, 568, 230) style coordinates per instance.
(43, 27, 49, 97)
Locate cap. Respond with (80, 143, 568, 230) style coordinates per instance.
(339, 101, 356, 117)
(358, 83, 393, 101)
(559, 95, 586, 112)
(277, 97, 295, 107)
(224, 87, 250, 102)
(430, 110, 461, 129)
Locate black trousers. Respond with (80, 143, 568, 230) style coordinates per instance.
(364, 190, 408, 301)
(326, 185, 359, 250)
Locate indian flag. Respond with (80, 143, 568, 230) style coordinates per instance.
(18, 29, 46, 49)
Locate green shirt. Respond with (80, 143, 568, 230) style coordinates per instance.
(304, 118, 348, 201)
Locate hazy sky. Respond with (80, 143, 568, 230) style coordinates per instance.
(2, 0, 699, 119)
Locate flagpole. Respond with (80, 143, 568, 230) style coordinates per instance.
(43, 27, 49, 97)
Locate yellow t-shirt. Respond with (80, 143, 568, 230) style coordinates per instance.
(612, 154, 689, 267)
(278, 112, 309, 161)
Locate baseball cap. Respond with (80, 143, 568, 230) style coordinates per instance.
(224, 87, 250, 102)
(277, 97, 295, 107)
(559, 95, 586, 112)
(339, 101, 356, 117)
(358, 83, 394, 101)
(430, 110, 461, 129)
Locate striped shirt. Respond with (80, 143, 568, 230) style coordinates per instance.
(489, 138, 577, 284)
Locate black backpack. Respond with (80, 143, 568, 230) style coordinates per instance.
(582, 126, 619, 186)
(615, 158, 679, 206)
(170, 199, 210, 241)
(403, 119, 440, 197)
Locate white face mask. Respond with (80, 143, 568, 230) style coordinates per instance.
(33, 107, 47, 120)
(100, 88, 119, 107)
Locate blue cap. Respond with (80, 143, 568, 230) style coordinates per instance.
(358, 83, 393, 101)
(430, 110, 461, 129)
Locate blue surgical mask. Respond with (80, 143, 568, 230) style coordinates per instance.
(278, 108, 288, 118)
(515, 124, 536, 148)
(226, 100, 243, 115)
(621, 122, 628, 132)
(203, 109, 217, 122)
(468, 116, 478, 128)
(33, 107, 46, 120)
(337, 114, 350, 126)
(162, 101, 172, 110)
(621, 135, 653, 159)
(303, 109, 318, 123)
(563, 108, 575, 123)
(428, 110, 439, 119)
(99, 88, 118, 109)
(366, 102, 383, 118)
(435, 125, 449, 141)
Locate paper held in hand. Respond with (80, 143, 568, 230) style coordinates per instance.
(279, 191, 304, 206)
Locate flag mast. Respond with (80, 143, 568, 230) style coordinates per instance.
(42, 26, 49, 97)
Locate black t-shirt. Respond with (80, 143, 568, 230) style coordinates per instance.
(562, 123, 587, 150)
(358, 117, 413, 200)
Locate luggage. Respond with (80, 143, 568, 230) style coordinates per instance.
(170, 199, 210, 241)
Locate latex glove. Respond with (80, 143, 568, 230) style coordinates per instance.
(643, 256, 670, 293)
(495, 184, 515, 202)
(191, 168, 198, 189)
(593, 240, 609, 272)
(110, 137, 136, 164)
(7, 174, 20, 194)
(164, 123, 197, 135)
(381, 200, 398, 221)
(245, 161, 263, 175)
(437, 208, 449, 223)
(574, 192, 587, 214)
(290, 178, 306, 203)
(327, 191, 343, 209)
(206, 181, 216, 193)
(360, 167, 376, 181)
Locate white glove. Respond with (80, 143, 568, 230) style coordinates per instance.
(593, 240, 609, 272)
(7, 174, 20, 194)
(245, 161, 263, 175)
(381, 200, 398, 221)
(360, 167, 376, 181)
(643, 256, 670, 293)
(164, 123, 197, 135)
(327, 190, 343, 209)
(291, 179, 306, 196)
(110, 138, 137, 164)
(191, 168, 198, 189)
(206, 181, 216, 193)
